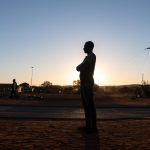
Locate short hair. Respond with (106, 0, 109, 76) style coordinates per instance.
(85, 41, 94, 50)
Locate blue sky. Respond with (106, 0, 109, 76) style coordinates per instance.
(1, 0, 150, 85)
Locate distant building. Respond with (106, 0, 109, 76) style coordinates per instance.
(0, 83, 11, 96)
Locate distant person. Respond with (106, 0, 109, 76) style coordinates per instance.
(76, 41, 97, 133)
(10, 79, 18, 98)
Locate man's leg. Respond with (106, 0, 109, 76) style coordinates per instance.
(81, 85, 97, 130)
(10, 90, 14, 98)
(86, 86, 97, 129)
(81, 85, 89, 129)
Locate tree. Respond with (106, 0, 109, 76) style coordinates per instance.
(41, 81, 52, 87)
(73, 80, 80, 94)
(73, 80, 80, 87)
(19, 82, 30, 89)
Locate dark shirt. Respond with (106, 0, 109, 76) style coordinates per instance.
(11, 82, 17, 91)
(77, 52, 96, 86)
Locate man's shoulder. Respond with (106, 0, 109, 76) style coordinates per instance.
(90, 52, 96, 60)
(85, 53, 96, 63)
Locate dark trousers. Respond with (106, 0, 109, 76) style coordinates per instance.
(81, 84, 97, 129)
(10, 90, 18, 98)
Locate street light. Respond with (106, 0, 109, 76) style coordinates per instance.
(144, 47, 150, 50)
(31, 66, 34, 87)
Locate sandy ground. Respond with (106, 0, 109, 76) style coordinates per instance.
(0, 94, 150, 149)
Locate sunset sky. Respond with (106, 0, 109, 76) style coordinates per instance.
(1, 0, 150, 86)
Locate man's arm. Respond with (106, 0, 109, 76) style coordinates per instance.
(76, 63, 82, 71)
(76, 56, 90, 72)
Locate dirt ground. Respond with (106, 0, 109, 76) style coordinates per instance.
(0, 94, 149, 149)
(0, 120, 149, 150)
(0, 93, 150, 107)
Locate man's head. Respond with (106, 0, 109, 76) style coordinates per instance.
(83, 41, 94, 54)
(13, 79, 16, 82)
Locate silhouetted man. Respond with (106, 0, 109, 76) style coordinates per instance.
(76, 41, 97, 133)
(10, 79, 18, 98)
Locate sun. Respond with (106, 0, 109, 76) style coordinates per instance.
(66, 68, 107, 86)
(94, 68, 106, 85)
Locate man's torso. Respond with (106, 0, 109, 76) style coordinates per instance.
(80, 52, 96, 85)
